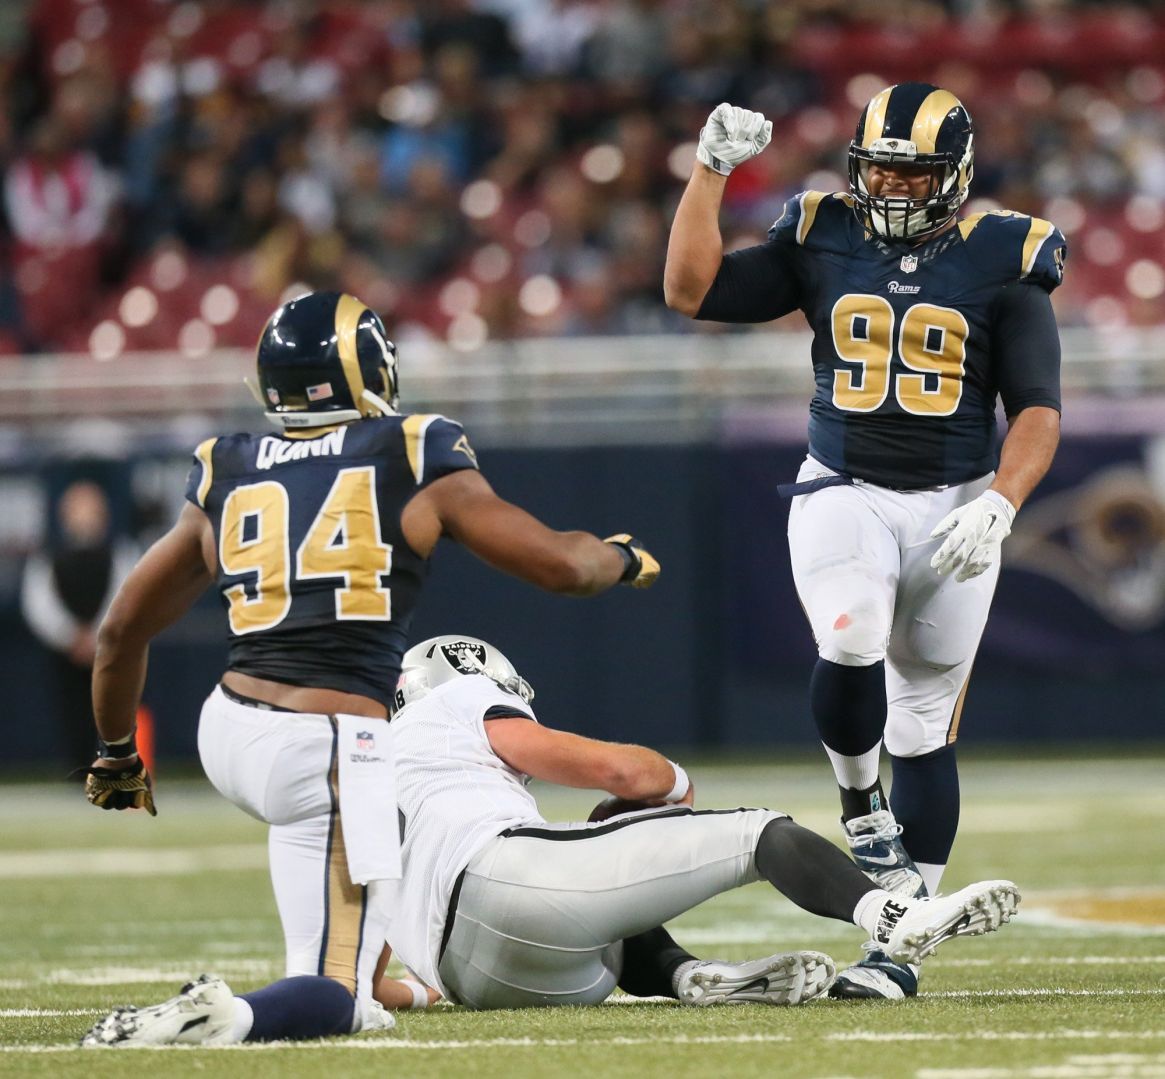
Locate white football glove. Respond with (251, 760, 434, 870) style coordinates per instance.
(929, 490, 1017, 583)
(696, 102, 772, 177)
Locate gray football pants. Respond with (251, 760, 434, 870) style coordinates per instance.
(437, 806, 784, 1009)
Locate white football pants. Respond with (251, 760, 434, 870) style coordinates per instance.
(437, 806, 784, 1009)
(197, 686, 390, 1030)
(787, 456, 1001, 756)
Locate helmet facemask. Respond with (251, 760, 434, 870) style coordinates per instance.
(847, 83, 975, 244)
(849, 136, 973, 242)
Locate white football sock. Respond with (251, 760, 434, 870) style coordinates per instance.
(823, 742, 883, 792)
(228, 996, 254, 1043)
(671, 960, 700, 995)
(917, 862, 945, 896)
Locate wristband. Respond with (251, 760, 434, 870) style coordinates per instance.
(606, 539, 638, 582)
(663, 760, 689, 803)
(97, 730, 138, 760)
(403, 981, 430, 1010)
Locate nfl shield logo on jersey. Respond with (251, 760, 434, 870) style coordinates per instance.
(356, 730, 375, 750)
(900, 254, 918, 273)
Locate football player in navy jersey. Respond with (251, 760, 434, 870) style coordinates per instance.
(80, 290, 659, 1047)
(664, 85, 1064, 999)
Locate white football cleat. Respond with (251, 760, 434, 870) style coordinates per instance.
(361, 1000, 396, 1032)
(80, 974, 236, 1047)
(676, 951, 836, 1007)
(876, 880, 1021, 966)
(843, 810, 926, 899)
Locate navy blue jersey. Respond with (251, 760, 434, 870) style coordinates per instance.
(697, 191, 1066, 488)
(184, 415, 479, 707)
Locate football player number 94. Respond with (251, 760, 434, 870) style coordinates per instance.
(831, 294, 969, 417)
(220, 466, 393, 634)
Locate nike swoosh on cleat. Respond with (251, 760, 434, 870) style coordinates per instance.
(179, 1016, 209, 1035)
(735, 977, 771, 995)
(859, 852, 907, 866)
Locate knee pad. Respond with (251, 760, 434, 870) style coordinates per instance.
(817, 600, 889, 666)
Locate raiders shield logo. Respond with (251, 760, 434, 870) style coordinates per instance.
(900, 254, 918, 273)
(440, 641, 487, 673)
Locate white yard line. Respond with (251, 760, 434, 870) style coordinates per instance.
(3, 1031, 1165, 1054)
(0, 846, 267, 878)
(918, 1054, 1165, 1079)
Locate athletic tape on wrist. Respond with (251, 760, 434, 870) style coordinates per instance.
(404, 981, 429, 1010)
(664, 760, 689, 803)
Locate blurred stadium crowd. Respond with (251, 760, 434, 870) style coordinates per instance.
(0, 0, 1163, 360)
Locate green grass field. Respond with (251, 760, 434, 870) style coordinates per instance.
(2, 752, 1163, 1078)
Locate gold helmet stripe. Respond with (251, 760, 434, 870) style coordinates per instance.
(1021, 216, 1056, 277)
(910, 88, 962, 155)
(861, 86, 895, 146)
(334, 293, 370, 416)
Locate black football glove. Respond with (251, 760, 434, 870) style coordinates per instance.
(604, 534, 660, 589)
(85, 758, 157, 816)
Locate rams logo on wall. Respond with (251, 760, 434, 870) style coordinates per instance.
(1007, 445, 1165, 632)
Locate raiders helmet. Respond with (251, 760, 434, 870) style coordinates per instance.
(255, 291, 399, 429)
(395, 635, 535, 711)
(848, 82, 974, 242)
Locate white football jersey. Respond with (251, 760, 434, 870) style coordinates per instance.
(387, 673, 543, 993)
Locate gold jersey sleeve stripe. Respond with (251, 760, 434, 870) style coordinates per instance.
(334, 293, 368, 415)
(796, 191, 829, 245)
(1021, 216, 1056, 278)
(958, 212, 988, 241)
(194, 437, 217, 507)
(402, 414, 438, 484)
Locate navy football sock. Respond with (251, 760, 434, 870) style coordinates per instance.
(810, 659, 887, 755)
(241, 976, 355, 1042)
(890, 745, 960, 866)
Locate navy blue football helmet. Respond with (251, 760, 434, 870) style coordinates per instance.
(255, 291, 399, 429)
(848, 82, 974, 242)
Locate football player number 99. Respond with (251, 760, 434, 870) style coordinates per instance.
(219, 466, 393, 634)
(830, 294, 969, 417)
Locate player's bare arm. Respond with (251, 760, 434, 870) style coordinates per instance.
(92, 501, 214, 751)
(403, 468, 654, 594)
(485, 719, 692, 805)
(663, 103, 772, 316)
(931, 405, 1062, 582)
(663, 165, 729, 316)
(990, 405, 1060, 511)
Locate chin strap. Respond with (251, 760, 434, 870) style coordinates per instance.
(361, 390, 397, 417)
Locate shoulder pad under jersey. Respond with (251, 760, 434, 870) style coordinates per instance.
(392, 413, 480, 487)
(957, 210, 1067, 293)
(183, 430, 288, 508)
(768, 191, 857, 253)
